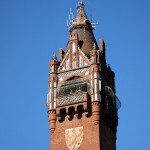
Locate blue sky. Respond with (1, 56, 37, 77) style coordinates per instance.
(0, 0, 150, 149)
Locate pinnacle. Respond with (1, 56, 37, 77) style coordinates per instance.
(76, 2, 88, 25)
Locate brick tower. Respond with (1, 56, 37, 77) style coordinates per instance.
(47, 2, 121, 150)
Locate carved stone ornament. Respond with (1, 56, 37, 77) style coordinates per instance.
(65, 126, 83, 150)
(58, 67, 89, 79)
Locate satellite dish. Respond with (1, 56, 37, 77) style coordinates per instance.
(116, 96, 121, 109)
(102, 86, 121, 110)
(102, 86, 114, 97)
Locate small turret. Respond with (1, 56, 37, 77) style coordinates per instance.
(90, 43, 100, 64)
(48, 53, 59, 133)
(49, 53, 59, 73)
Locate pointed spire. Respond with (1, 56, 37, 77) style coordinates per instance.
(76, 2, 88, 25)
(66, 2, 99, 52)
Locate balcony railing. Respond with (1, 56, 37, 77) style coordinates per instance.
(56, 92, 88, 107)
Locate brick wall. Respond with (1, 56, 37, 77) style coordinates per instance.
(50, 112, 100, 150)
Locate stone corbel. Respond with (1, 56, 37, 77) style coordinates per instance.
(48, 109, 56, 133)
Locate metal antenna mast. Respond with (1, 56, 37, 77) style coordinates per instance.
(67, 8, 74, 30)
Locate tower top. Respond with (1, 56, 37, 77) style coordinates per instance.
(76, 1, 88, 25)
(70, 1, 92, 30)
(66, 2, 99, 52)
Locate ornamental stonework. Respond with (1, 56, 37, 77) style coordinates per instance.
(65, 126, 83, 150)
(58, 67, 90, 79)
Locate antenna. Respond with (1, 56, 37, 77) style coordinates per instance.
(67, 8, 74, 30)
(76, 1, 80, 9)
(91, 21, 98, 30)
(77, 0, 85, 9)
(81, 0, 86, 4)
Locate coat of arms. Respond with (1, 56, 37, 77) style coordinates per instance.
(65, 126, 83, 150)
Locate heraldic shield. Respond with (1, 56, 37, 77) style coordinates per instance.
(65, 126, 83, 150)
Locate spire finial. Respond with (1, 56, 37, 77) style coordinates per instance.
(77, 0, 84, 8)
(52, 53, 57, 60)
(76, 0, 88, 25)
